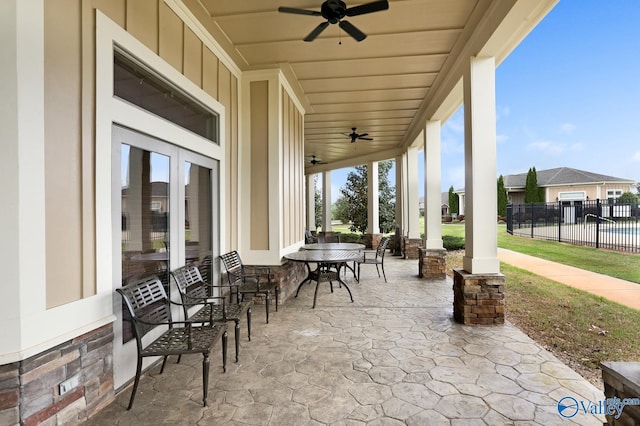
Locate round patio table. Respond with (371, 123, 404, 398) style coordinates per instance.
(301, 242, 365, 251)
(301, 242, 365, 279)
(284, 249, 361, 308)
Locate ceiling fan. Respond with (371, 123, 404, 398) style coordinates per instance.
(345, 128, 373, 143)
(278, 0, 389, 42)
(309, 155, 327, 165)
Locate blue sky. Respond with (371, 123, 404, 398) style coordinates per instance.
(328, 0, 640, 201)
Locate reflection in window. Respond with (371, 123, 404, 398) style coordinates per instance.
(121, 144, 170, 288)
(185, 162, 213, 282)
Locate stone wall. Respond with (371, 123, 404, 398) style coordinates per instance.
(402, 237, 422, 259)
(244, 260, 307, 306)
(453, 269, 505, 325)
(418, 248, 447, 279)
(601, 361, 640, 425)
(0, 324, 114, 425)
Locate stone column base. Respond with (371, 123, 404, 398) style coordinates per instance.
(418, 248, 447, 279)
(601, 361, 640, 425)
(453, 269, 505, 325)
(364, 233, 381, 250)
(402, 237, 422, 259)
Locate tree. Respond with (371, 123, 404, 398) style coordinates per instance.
(525, 167, 542, 203)
(497, 175, 508, 216)
(618, 191, 639, 204)
(378, 161, 396, 233)
(448, 186, 459, 215)
(332, 196, 350, 224)
(339, 160, 396, 233)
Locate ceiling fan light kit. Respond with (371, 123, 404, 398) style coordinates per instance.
(278, 0, 389, 42)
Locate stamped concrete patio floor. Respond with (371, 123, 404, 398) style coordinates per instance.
(87, 255, 605, 425)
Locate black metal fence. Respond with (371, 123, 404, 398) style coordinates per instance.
(507, 200, 640, 253)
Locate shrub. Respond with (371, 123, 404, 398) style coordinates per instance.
(443, 235, 465, 250)
(340, 233, 364, 244)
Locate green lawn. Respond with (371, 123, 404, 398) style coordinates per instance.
(436, 221, 640, 284)
(330, 220, 640, 284)
(497, 230, 640, 284)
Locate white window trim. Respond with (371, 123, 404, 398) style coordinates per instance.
(95, 11, 226, 388)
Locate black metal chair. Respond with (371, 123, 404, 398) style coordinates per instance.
(116, 276, 227, 410)
(305, 229, 317, 244)
(171, 263, 251, 362)
(356, 236, 390, 282)
(218, 251, 278, 323)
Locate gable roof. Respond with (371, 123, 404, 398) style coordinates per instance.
(503, 167, 634, 189)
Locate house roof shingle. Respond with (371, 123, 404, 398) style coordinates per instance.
(503, 167, 634, 189)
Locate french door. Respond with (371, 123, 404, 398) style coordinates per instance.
(111, 124, 220, 389)
(113, 124, 219, 296)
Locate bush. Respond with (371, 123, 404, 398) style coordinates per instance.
(443, 235, 465, 251)
(340, 233, 364, 244)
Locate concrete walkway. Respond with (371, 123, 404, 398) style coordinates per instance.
(86, 255, 606, 425)
(498, 248, 640, 310)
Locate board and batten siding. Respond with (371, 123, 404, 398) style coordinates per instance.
(43, 0, 239, 307)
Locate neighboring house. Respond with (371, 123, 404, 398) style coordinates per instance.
(418, 192, 450, 215)
(456, 167, 636, 214)
(504, 167, 635, 204)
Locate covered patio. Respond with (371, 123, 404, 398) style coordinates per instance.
(86, 255, 605, 425)
(2, 0, 582, 424)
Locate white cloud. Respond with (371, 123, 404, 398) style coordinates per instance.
(496, 133, 509, 144)
(570, 142, 584, 152)
(632, 151, 640, 162)
(441, 136, 464, 156)
(560, 123, 576, 134)
(526, 140, 566, 155)
(445, 166, 465, 190)
(496, 106, 511, 121)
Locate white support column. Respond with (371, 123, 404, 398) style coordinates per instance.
(322, 171, 332, 232)
(395, 153, 405, 235)
(462, 56, 500, 274)
(424, 121, 443, 249)
(406, 147, 420, 239)
(0, 0, 47, 359)
(367, 161, 379, 234)
(306, 174, 316, 231)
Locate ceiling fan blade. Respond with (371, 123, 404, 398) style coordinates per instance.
(345, 0, 389, 17)
(360, 137, 374, 141)
(304, 21, 330, 42)
(358, 133, 369, 138)
(339, 20, 366, 42)
(278, 6, 322, 16)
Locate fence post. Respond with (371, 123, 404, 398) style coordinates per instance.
(596, 199, 601, 249)
(558, 200, 562, 242)
(531, 203, 535, 238)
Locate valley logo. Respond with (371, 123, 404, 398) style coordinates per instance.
(557, 395, 640, 419)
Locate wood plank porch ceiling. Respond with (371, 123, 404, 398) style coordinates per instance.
(181, 0, 552, 173)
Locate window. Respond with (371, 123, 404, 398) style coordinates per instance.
(113, 50, 219, 143)
(607, 189, 623, 202)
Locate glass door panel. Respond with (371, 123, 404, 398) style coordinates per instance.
(121, 144, 171, 290)
(182, 153, 219, 286)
